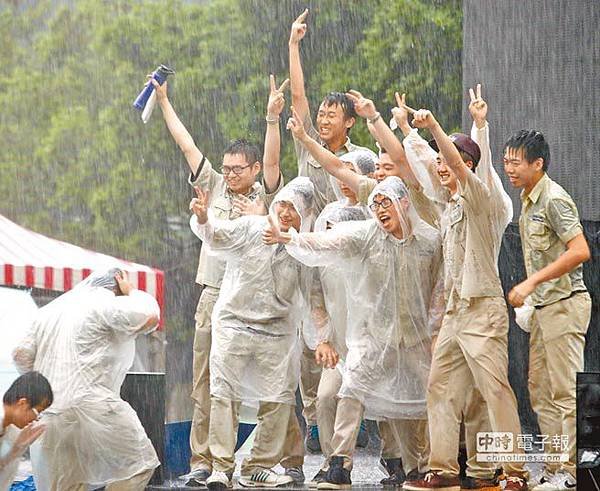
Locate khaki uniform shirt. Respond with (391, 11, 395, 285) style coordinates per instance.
(519, 173, 586, 307)
(190, 156, 283, 288)
(442, 170, 504, 310)
(294, 113, 372, 214)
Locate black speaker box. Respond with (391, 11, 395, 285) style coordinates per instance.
(120, 372, 166, 485)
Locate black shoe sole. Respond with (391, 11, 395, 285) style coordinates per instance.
(206, 482, 230, 490)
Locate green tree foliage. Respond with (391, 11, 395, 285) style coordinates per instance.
(0, 0, 461, 322)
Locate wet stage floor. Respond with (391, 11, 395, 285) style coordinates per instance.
(148, 445, 389, 490)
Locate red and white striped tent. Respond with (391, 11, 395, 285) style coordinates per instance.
(0, 214, 164, 326)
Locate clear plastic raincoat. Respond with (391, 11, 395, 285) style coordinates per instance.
(190, 177, 316, 405)
(301, 151, 376, 350)
(310, 206, 370, 358)
(284, 177, 444, 420)
(12, 268, 160, 490)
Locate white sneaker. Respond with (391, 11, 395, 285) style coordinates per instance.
(532, 470, 576, 490)
(206, 470, 233, 490)
(239, 468, 294, 488)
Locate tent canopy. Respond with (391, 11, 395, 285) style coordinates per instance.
(0, 214, 164, 324)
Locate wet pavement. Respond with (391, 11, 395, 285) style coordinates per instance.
(148, 426, 388, 490)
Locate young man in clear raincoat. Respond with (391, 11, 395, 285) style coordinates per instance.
(307, 205, 371, 488)
(402, 88, 528, 491)
(264, 176, 445, 490)
(189, 177, 317, 490)
(286, 93, 437, 485)
(153, 74, 286, 486)
(12, 268, 161, 491)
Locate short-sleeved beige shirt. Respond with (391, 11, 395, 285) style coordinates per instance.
(519, 173, 586, 307)
(294, 113, 372, 215)
(190, 156, 283, 288)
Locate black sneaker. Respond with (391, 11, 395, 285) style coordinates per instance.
(380, 457, 405, 485)
(317, 456, 352, 489)
(406, 468, 425, 480)
(182, 468, 211, 487)
(309, 469, 327, 489)
(460, 474, 500, 490)
(284, 466, 305, 484)
(379, 457, 403, 477)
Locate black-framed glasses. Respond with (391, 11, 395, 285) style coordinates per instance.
(222, 164, 252, 176)
(369, 197, 393, 212)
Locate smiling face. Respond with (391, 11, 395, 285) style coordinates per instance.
(316, 102, 354, 147)
(274, 201, 301, 232)
(503, 146, 544, 191)
(373, 153, 402, 183)
(222, 153, 261, 195)
(435, 152, 458, 191)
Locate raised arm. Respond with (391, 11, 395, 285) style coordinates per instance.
(346, 89, 420, 189)
(391, 92, 414, 138)
(262, 215, 363, 269)
(468, 83, 513, 227)
(392, 93, 447, 204)
(99, 272, 160, 335)
(190, 186, 252, 258)
(153, 79, 204, 175)
(288, 9, 310, 121)
(287, 106, 362, 192)
(412, 108, 470, 187)
(263, 75, 289, 192)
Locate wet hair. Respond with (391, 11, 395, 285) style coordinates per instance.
(458, 150, 478, 172)
(504, 130, 550, 171)
(3, 371, 53, 407)
(294, 183, 315, 214)
(321, 92, 356, 121)
(223, 139, 262, 166)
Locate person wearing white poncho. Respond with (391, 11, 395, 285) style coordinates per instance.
(263, 176, 444, 489)
(298, 149, 376, 457)
(305, 205, 369, 483)
(189, 177, 315, 490)
(11, 268, 161, 491)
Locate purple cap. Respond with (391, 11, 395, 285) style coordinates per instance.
(428, 133, 481, 164)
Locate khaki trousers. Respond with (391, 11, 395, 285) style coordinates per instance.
(378, 340, 432, 475)
(329, 397, 364, 470)
(427, 297, 525, 478)
(300, 339, 322, 426)
(316, 367, 342, 459)
(379, 419, 430, 474)
(189, 286, 220, 472)
(63, 469, 154, 491)
(209, 397, 304, 475)
(529, 292, 591, 476)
